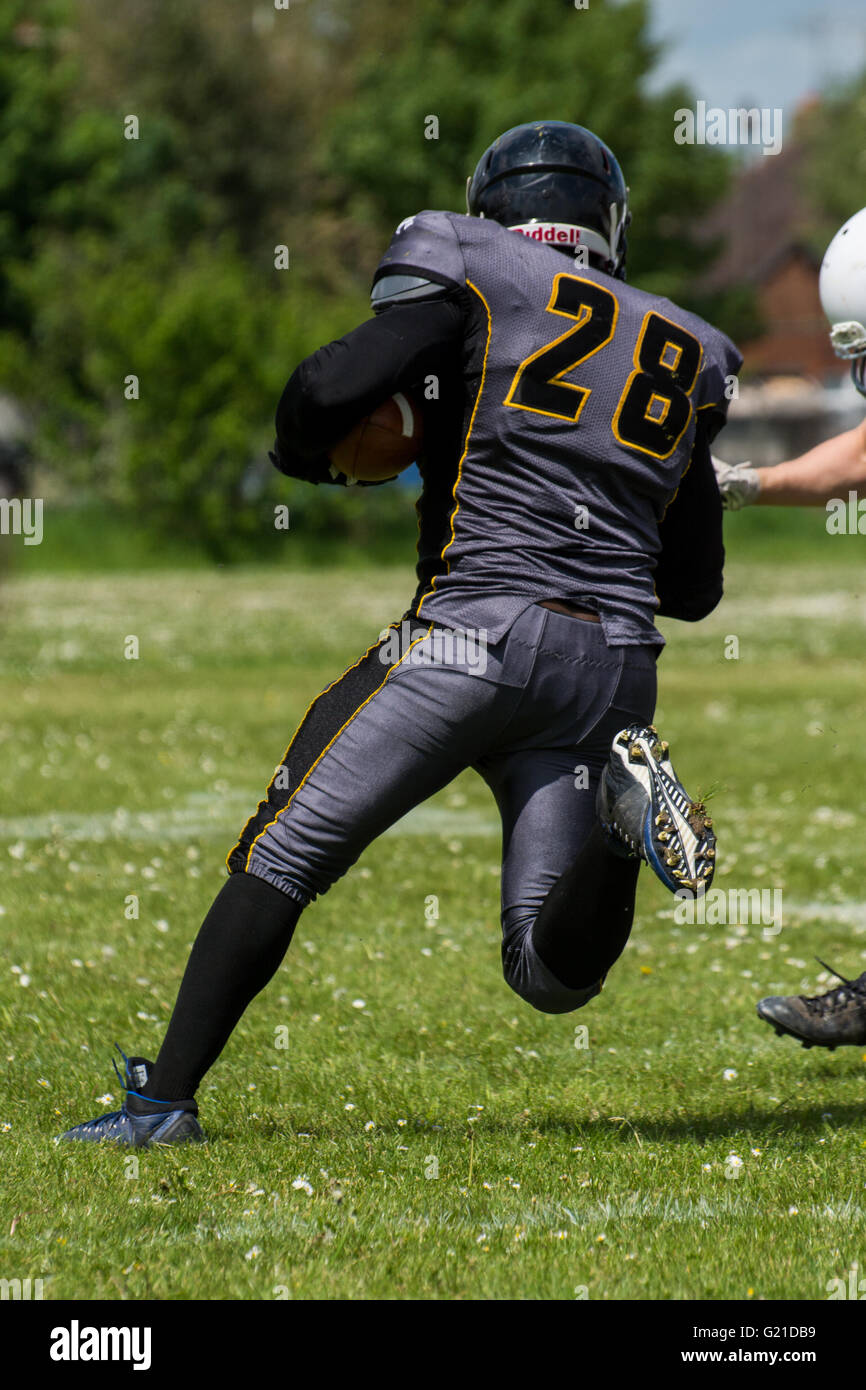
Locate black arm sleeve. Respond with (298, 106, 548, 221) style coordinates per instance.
(654, 417, 724, 622)
(271, 294, 467, 485)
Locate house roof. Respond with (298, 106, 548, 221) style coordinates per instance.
(696, 142, 818, 293)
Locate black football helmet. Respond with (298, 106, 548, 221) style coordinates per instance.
(466, 120, 630, 279)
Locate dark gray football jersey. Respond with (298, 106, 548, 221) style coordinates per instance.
(373, 210, 742, 648)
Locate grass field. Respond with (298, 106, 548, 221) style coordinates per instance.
(1, 517, 865, 1301)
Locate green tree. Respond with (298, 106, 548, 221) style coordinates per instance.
(0, 0, 371, 556)
(799, 69, 866, 253)
(323, 0, 739, 309)
(2, 230, 367, 558)
(0, 0, 80, 331)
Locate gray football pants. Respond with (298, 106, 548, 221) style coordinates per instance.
(228, 602, 658, 1013)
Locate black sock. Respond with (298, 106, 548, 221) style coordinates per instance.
(139, 873, 303, 1105)
(531, 821, 640, 989)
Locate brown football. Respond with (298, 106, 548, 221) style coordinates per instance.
(330, 392, 423, 482)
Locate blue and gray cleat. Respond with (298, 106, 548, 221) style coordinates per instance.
(58, 1047, 204, 1148)
(597, 724, 715, 896)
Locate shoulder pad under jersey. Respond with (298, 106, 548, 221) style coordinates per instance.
(371, 211, 466, 298)
(370, 273, 453, 312)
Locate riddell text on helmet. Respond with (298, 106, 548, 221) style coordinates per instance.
(509, 222, 584, 244)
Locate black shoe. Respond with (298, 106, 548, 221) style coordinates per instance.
(757, 960, 866, 1050)
(59, 1046, 204, 1147)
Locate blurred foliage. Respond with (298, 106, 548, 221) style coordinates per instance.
(324, 0, 737, 306)
(798, 71, 866, 255)
(0, 230, 366, 559)
(0, 0, 820, 562)
(0, 0, 85, 332)
(0, 0, 371, 556)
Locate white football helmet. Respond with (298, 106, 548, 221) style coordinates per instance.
(819, 207, 866, 396)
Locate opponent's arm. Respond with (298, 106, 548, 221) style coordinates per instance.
(713, 416, 866, 509)
(754, 418, 866, 504)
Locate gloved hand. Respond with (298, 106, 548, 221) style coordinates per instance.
(711, 455, 761, 510)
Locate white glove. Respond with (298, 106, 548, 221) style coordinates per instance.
(712, 455, 761, 510)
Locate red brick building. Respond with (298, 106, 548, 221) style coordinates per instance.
(698, 142, 845, 382)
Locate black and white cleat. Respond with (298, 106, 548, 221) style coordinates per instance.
(597, 724, 716, 897)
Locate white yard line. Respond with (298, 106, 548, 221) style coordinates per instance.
(677, 591, 866, 624)
(0, 798, 501, 844)
(780, 900, 866, 929)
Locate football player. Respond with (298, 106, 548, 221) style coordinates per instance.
(62, 122, 740, 1145)
(713, 208, 866, 1050)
